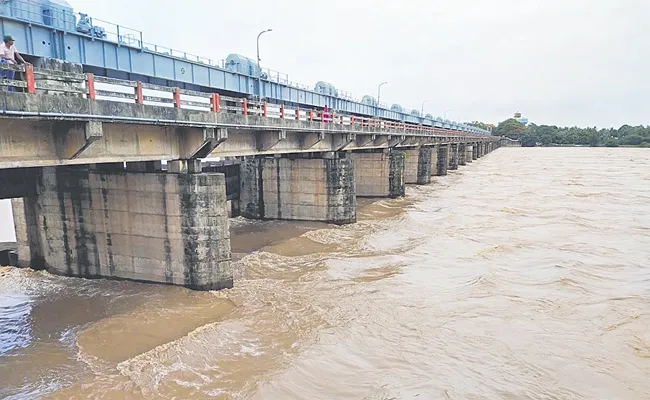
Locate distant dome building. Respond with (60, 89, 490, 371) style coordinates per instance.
(514, 112, 529, 126)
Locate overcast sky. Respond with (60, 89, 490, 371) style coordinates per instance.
(66, 0, 649, 128)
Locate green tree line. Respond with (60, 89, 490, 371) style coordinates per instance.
(489, 118, 650, 147)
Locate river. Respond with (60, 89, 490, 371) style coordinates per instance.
(1, 148, 649, 399)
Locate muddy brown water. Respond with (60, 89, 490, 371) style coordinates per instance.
(1, 148, 649, 399)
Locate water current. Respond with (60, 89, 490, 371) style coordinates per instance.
(0, 148, 649, 399)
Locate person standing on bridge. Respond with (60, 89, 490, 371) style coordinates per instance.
(0, 35, 28, 92)
(323, 105, 329, 123)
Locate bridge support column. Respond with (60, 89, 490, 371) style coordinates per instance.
(430, 145, 439, 177)
(458, 143, 467, 166)
(352, 149, 405, 198)
(404, 147, 433, 185)
(11, 197, 43, 269)
(14, 166, 232, 290)
(465, 144, 473, 163)
(240, 153, 356, 224)
(473, 143, 479, 160)
(449, 143, 459, 170)
(437, 144, 449, 176)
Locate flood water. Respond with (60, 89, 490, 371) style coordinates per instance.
(1, 148, 649, 399)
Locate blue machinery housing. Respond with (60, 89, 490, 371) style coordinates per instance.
(0, 0, 490, 134)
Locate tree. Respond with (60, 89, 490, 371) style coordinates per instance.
(466, 121, 491, 131)
(492, 118, 526, 139)
(622, 135, 644, 146)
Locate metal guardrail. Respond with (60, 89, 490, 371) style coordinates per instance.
(0, 67, 485, 137)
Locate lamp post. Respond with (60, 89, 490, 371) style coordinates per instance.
(421, 100, 428, 118)
(376, 81, 388, 116)
(256, 28, 273, 99)
(444, 109, 452, 120)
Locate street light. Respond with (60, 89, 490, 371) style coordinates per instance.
(256, 28, 273, 98)
(421, 100, 428, 118)
(444, 109, 452, 120)
(377, 81, 388, 116)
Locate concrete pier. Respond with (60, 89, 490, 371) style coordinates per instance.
(458, 143, 467, 166)
(473, 143, 479, 160)
(449, 143, 459, 170)
(404, 147, 433, 185)
(12, 166, 232, 290)
(465, 145, 474, 163)
(437, 145, 449, 176)
(352, 150, 405, 198)
(430, 146, 439, 177)
(240, 154, 356, 224)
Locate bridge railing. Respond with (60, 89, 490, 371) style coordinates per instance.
(1, 63, 86, 96)
(0, 63, 29, 92)
(1, 68, 484, 138)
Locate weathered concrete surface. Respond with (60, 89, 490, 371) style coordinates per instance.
(240, 155, 356, 224)
(465, 145, 474, 163)
(449, 143, 459, 170)
(352, 151, 390, 197)
(458, 143, 467, 166)
(437, 145, 449, 176)
(404, 148, 419, 184)
(13, 166, 232, 290)
(403, 147, 433, 185)
(352, 150, 405, 198)
(389, 151, 406, 197)
(11, 197, 41, 268)
(416, 147, 433, 184)
(430, 146, 439, 177)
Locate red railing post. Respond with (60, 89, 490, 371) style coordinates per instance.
(25, 63, 35, 94)
(309, 110, 313, 121)
(340, 115, 344, 124)
(280, 104, 285, 119)
(296, 106, 300, 120)
(173, 88, 181, 108)
(210, 93, 220, 112)
(85, 73, 95, 100)
(243, 98, 248, 115)
(135, 81, 143, 104)
(263, 101, 268, 117)
(350, 115, 355, 126)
